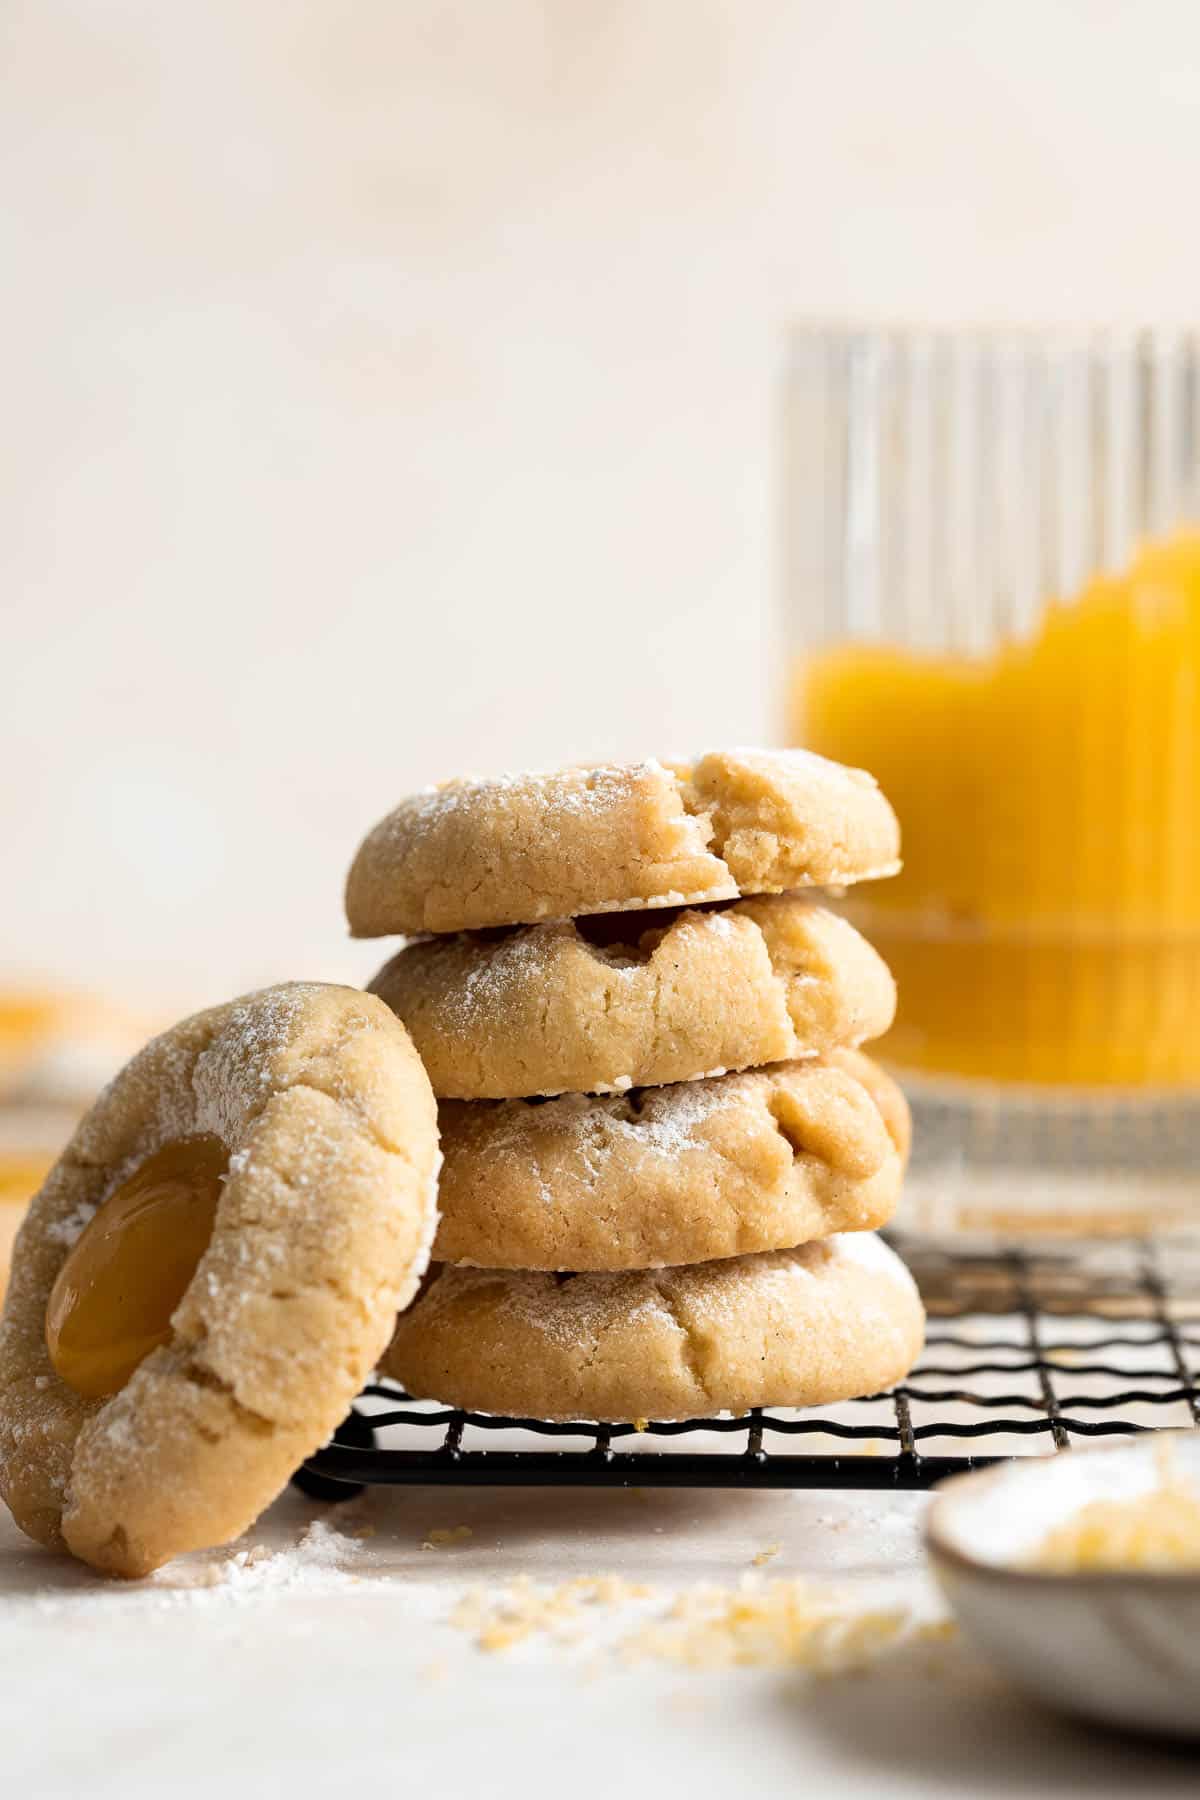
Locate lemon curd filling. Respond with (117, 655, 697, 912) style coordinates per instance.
(45, 1135, 228, 1399)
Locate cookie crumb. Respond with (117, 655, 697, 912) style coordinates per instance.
(622, 1577, 943, 1674)
(450, 1573, 654, 1653)
(751, 1543, 781, 1567)
(443, 1568, 949, 1676)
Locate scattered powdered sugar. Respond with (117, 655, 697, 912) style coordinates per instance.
(696, 909, 735, 936)
(504, 1278, 675, 1356)
(16, 1522, 377, 1621)
(435, 917, 671, 1027)
(616, 1080, 735, 1156)
(376, 761, 668, 851)
(472, 1075, 741, 1173)
(197, 983, 313, 1115)
(447, 760, 659, 806)
(419, 1266, 677, 1356)
(142, 1032, 211, 1150)
(355, 758, 750, 923)
(380, 899, 860, 1119)
(433, 928, 563, 1027)
(826, 1231, 918, 1294)
(160, 1520, 369, 1600)
(45, 1200, 98, 1249)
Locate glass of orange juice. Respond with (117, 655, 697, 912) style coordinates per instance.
(784, 327, 1200, 1236)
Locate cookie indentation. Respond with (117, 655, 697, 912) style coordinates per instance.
(369, 898, 896, 1100)
(45, 1135, 228, 1400)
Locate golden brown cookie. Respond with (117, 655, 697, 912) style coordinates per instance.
(346, 748, 900, 937)
(840, 1044, 912, 1167)
(0, 983, 439, 1577)
(432, 1052, 909, 1270)
(383, 1233, 924, 1422)
(369, 897, 895, 1099)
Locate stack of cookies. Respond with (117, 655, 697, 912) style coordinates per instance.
(348, 748, 925, 1422)
(0, 744, 925, 1579)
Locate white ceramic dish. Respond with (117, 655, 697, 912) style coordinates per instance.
(926, 1433, 1200, 1740)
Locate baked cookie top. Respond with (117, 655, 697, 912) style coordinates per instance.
(384, 1233, 925, 1423)
(432, 1050, 909, 1270)
(0, 983, 439, 1577)
(346, 748, 901, 937)
(369, 896, 895, 1099)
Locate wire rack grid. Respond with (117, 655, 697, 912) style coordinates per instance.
(295, 1235, 1200, 1500)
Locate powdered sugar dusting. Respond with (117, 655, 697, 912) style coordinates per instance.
(195, 982, 315, 1133)
(19, 1522, 375, 1617)
(415, 1266, 677, 1357)
(433, 929, 564, 1030)
(826, 1230, 918, 1294)
(382, 761, 668, 845)
(173, 1520, 368, 1597)
(45, 1200, 98, 1249)
(465, 1074, 742, 1175)
(621, 1083, 735, 1155)
(389, 907, 741, 1041)
(497, 1271, 677, 1354)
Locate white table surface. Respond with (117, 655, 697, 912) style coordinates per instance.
(2, 1481, 1195, 1798)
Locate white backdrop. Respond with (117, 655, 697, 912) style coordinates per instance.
(5, 1, 1200, 1004)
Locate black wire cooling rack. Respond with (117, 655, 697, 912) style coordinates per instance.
(295, 1234, 1200, 1500)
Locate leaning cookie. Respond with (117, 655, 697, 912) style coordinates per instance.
(0, 984, 439, 1577)
(433, 1052, 909, 1270)
(346, 747, 900, 937)
(369, 897, 895, 1099)
(383, 1234, 924, 1422)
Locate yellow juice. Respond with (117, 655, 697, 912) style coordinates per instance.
(791, 532, 1200, 1088)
